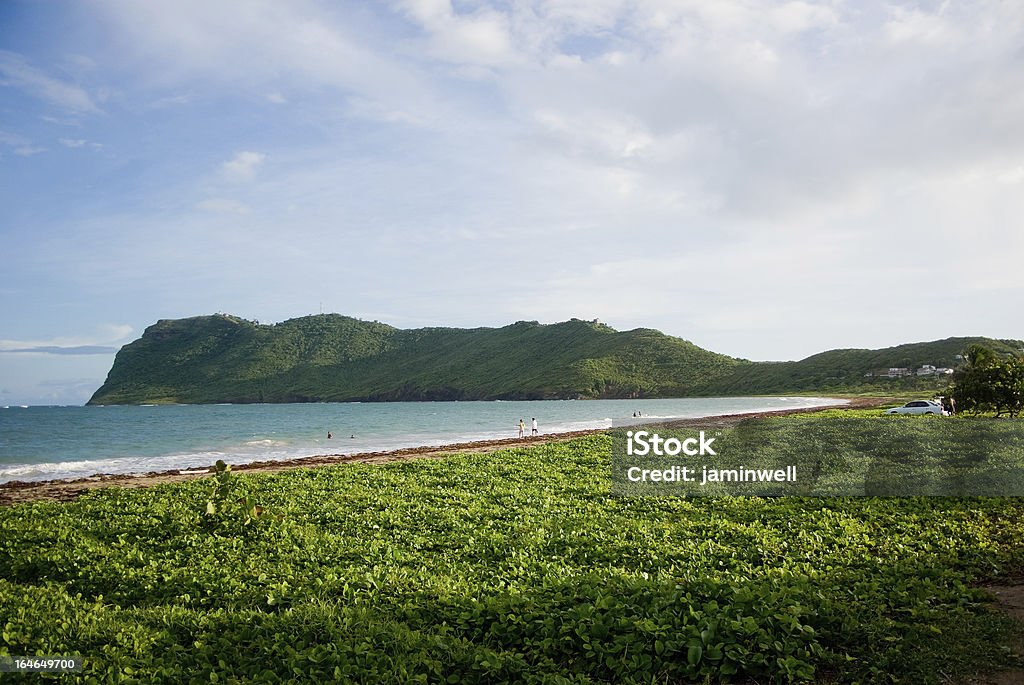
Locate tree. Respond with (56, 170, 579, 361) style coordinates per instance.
(951, 345, 1024, 418)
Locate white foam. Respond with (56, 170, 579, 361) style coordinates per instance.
(243, 439, 288, 447)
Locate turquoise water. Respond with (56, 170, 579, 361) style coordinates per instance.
(0, 397, 846, 483)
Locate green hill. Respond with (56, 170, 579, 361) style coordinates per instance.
(706, 337, 1024, 395)
(87, 315, 1023, 404)
(87, 314, 742, 404)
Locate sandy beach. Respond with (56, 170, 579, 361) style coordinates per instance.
(0, 398, 885, 506)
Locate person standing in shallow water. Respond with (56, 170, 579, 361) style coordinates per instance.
(518, 418, 525, 438)
(531, 418, 538, 436)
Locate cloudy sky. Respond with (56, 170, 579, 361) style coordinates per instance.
(2, 0, 1023, 405)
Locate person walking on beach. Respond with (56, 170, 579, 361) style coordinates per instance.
(518, 418, 525, 438)
(531, 418, 538, 436)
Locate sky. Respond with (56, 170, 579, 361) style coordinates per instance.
(2, 0, 1023, 405)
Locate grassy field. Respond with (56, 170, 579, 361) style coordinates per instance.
(1, 411, 1023, 683)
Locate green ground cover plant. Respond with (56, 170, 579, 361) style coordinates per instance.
(1, 413, 1023, 683)
(613, 411, 1024, 497)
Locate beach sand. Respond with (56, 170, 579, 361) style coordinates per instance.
(0, 398, 886, 506)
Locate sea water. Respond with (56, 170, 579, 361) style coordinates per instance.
(0, 397, 846, 483)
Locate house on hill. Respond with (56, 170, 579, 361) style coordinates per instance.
(916, 365, 955, 376)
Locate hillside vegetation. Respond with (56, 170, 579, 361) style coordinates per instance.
(711, 337, 1024, 395)
(87, 314, 1023, 405)
(88, 315, 741, 404)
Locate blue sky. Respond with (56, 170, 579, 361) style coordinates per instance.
(2, 0, 1023, 405)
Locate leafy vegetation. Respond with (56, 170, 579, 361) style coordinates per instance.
(87, 313, 1023, 405)
(2, 413, 1023, 683)
(953, 344, 1024, 418)
(203, 459, 263, 532)
(614, 410, 1024, 497)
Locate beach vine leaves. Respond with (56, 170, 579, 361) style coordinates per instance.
(203, 459, 263, 531)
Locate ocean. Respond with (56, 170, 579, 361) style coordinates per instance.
(0, 397, 847, 483)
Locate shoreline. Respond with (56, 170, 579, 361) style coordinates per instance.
(0, 397, 885, 506)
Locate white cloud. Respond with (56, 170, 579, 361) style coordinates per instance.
(0, 325, 133, 353)
(65, 54, 98, 72)
(997, 166, 1024, 184)
(0, 130, 43, 157)
(91, 0, 448, 127)
(532, 109, 654, 160)
(883, 7, 957, 46)
(396, 0, 517, 66)
(769, 1, 839, 34)
(0, 131, 29, 146)
(56, 138, 103, 151)
(221, 151, 266, 181)
(0, 49, 99, 112)
(40, 114, 82, 126)
(147, 93, 193, 109)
